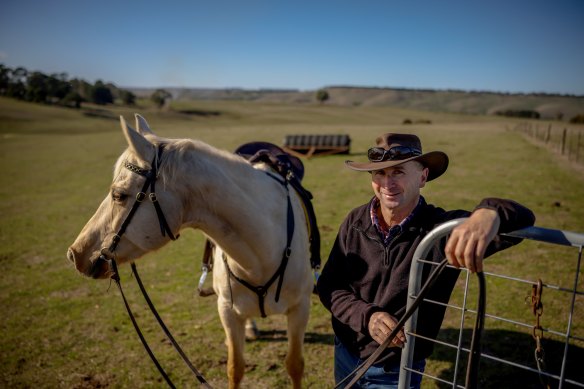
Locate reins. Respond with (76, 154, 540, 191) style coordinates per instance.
(98, 145, 212, 389)
(336, 259, 487, 389)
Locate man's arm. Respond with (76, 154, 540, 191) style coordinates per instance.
(445, 198, 535, 273)
(445, 208, 499, 273)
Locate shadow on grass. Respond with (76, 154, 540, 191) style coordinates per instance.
(83, 108, 118, 121)
(254, 327, 584, 387)
(253, 329, 334, 345)
(177, 109, 222, 117)
(428, 328, 584, 388)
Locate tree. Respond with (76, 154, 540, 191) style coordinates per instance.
(47, 73, 71, 102)
(70, 78, 93, 101)
(26, 72, 49, 102)
(90, 80, 114, 105)
(316, 89, 329, 104)
(62, 91, 84, 108)
(151, 89, 172, 109)
(7, 67, 27, 99)
(0, 64, 9, 95)
(119, 89, 136, 106)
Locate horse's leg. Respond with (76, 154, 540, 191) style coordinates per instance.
(285, 300, 310, 389)
(218, 306, 246, 389)
(244, 318, 259, 341)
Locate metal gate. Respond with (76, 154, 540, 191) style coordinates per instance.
(398, 219, 584, 388)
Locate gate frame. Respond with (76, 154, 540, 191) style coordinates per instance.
(398, 219, 584, 389)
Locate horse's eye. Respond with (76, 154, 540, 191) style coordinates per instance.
(112, 191, 128, 203)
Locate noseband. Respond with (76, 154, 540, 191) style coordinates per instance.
(96, 145, 178, 276)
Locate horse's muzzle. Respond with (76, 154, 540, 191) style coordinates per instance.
(89, 255, 111, 279)
(67, 248, 110, 279)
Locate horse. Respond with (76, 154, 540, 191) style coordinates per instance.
(67, 114, 314, 389)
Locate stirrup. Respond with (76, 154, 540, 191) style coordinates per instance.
(197, 265, 215, 297)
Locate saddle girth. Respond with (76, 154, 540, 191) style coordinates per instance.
(222, 174, 294, 318)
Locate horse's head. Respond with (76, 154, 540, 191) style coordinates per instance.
(67, 115, 183, 279)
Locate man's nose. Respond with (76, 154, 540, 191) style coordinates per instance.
(380, 175, 396, 186)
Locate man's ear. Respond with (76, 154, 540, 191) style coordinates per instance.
(419, 167, 429, 188)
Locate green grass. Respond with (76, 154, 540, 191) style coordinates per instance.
(1, 96, 583, 388)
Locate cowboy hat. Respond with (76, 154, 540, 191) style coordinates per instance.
(345, 133, 448, 181)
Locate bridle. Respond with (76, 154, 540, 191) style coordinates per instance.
(98, 145, 178, 266)
(96, 144, 212, 389)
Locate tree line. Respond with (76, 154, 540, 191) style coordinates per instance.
(0, 64, 179, 109)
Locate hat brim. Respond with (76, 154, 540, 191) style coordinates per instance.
(345, 151, 449, 181)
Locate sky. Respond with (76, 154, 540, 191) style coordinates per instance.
(1, 0, 583, 95)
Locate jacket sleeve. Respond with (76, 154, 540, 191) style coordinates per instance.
(475, 198, 535, 232)
(317, 219, 381, 335)
(474, 198, 536, 257)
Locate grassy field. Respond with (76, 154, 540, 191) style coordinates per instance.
(1, 96, 583, 388)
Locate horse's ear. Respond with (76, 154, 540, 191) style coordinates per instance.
(135, 114, 155, 136)
(120, 115, 155, 163)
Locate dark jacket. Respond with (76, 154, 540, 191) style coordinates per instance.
(317, 196, 535, 363)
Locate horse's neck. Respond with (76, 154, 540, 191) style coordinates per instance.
(179, 144, 286, 277)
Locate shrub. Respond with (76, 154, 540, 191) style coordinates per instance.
(495, 110, 540, 119)
(569, 114, 584, 124)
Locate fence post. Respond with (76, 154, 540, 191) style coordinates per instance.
(546, 125, 551, 144)
(561, 128, 567, 155)
(577, 131, 582, 162)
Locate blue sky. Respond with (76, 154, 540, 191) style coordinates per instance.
(1, 0, 583, 94)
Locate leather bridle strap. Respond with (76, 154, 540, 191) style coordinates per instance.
(108, 260, 176, 388)
(222, 173, 295, 318)
(107, 168, 153, 253)
(102, 145, 212, 388)
(335, 259, 449, 389)
(131, 262, 213, 389)
(108, 145, 178, 254)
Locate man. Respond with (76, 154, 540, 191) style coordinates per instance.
(317, 133, 535, 388)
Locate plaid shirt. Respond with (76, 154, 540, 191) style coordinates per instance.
(370, 196, 425, 245)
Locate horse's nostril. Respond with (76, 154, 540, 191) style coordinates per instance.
(67, 248, 75, 263)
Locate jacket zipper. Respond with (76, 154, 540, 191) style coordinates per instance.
(384, 230, 406, 267)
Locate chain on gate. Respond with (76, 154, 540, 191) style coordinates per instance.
(529, 278, 550, 389)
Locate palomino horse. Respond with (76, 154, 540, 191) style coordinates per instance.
(67, 115, 314, 388)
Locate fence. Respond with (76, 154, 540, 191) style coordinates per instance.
(399, 219, 584, 389)
(514, 122, 584, 166)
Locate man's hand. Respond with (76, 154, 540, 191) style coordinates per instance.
(445, 208, 500, 273)
(368, 311, 406, 347)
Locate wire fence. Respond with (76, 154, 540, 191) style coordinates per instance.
(513, 122, 584, 166)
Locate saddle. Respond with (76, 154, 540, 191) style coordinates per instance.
(198, 142, 321, 298)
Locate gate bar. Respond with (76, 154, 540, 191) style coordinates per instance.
(398, 219, 584, 389)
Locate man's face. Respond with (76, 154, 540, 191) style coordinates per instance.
(371, 161, 429, 214)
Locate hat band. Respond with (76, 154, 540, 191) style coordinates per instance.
(368, 146, 422, 162)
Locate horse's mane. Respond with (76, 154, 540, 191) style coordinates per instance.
(113, 136, 253, 191)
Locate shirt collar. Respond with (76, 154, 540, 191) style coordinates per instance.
(370, 196, 425, 243)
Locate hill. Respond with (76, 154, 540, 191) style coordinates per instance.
(129, 86, 584, 120)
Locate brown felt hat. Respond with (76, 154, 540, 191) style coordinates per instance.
(345, 133, 449, 181)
